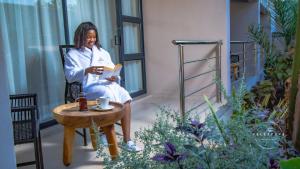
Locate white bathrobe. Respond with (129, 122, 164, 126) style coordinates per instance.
(64, 45, 132, 103)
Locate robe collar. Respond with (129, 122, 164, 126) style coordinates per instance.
(79, 45, 105, 65)
(78, 45, 102, 57)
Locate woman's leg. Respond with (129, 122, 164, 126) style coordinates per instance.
(121, 101, 131, 142)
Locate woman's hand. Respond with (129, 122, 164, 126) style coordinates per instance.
(85, 66, 103, 75)
(106, 76, 116, 82)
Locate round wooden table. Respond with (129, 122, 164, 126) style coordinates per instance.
(52, 101, 124, 166)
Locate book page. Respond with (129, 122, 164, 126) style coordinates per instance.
(112, 64, 122, 77)
(101, 64, 122, 79)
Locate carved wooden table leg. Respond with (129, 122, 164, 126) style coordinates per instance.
(63, 127, 75, 166)
(102, 124, 118, 159)
(89, 127, 97, 150)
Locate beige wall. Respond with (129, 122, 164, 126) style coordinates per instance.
(230, 1, 261, 83)
(230, 1, 259, 41)
(142, 0, 230, 102)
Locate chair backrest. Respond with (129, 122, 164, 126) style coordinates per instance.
(9, 94, 39, 144)
(59, 45, 82, 103)
(10, 93, 39, 117)
(11, 106, 37, 144)
(10, 93, 37, 106)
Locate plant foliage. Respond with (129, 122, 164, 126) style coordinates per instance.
(97, 82, 283, 169)
(247, 0, 297, 108)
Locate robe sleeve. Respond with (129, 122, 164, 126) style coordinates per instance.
(64, 50, 85, 83)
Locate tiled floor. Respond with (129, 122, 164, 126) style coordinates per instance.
(15, 94, 221, 169)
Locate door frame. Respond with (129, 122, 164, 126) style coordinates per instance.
(116, 0, 147, 97)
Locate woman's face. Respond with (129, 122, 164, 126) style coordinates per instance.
(85, 29, 96, 49)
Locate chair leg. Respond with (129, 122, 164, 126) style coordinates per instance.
(34, 138, 40, 169)
(83, 128, 87, 146)
(37, 132, 44, 169)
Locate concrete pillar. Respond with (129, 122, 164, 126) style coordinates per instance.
(0, 55, 16, 168)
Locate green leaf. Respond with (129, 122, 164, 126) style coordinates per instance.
(183, 144, 205, 156)
(279, 157, 300, 169)
(204, 95, 229, 144)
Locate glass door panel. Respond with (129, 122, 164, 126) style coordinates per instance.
(123, 22, 141, 54)
(121, 0, 140, 17)
(117, 0, 146, 96)
(124, 60, 143, 93)
(66, 0, 119, 63)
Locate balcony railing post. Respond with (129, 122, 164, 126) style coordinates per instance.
(173, 40, 222, 118)
(178, 44, 185, 117)
(216, 41, 222, 102)
(242, 42, 246, 75)
(254, 43, 258, 76)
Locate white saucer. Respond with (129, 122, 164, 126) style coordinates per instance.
(91, 105, 114, 111)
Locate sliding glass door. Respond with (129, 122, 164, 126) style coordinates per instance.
(116, 0, 146, 97)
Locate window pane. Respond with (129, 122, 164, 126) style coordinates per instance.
(1, 0, 65, 122)
(121, 0, 140, 17)
(67, 0, 119, 63)
(124, 60, 143, 93)
(123, 22, 141, 54)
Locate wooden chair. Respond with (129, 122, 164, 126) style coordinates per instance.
(231, 63, 240, 81)
(59, 45, 87, 146)
(10, 93, 44, 169)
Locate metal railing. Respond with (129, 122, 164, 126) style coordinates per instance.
(172, 40, 223, 117)
(230, 41, 257, 81)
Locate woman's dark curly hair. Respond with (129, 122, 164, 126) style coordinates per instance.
(74, 22, 101, 49)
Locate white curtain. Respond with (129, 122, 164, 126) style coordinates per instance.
(66, 0, 118, 63)
(0, 0, 65, 122)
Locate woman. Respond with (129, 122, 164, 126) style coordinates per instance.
(64, 22, 141, 151)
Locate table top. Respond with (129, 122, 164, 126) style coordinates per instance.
(52, 101, 124, 128)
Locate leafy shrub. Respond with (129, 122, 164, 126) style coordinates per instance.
(96, 83, 283, 169)
(247, 0, 297, 107)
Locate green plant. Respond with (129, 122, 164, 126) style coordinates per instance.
(288, 0, 300, 148)
(248, 26, 293, 83)
(244, 80, 276, 108)
(96, 81, 283, 169)
(248, 0, 297, 117)
(280, 157, 300, 169)
(270, 0, 298, 48)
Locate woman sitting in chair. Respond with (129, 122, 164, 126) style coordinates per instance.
(64, 21, 141, 152)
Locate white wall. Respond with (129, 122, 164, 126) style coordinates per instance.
(0, 49, 16, 168)
(143, 0, 230, 102)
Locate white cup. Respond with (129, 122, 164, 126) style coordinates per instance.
(96, 96, 110, 109)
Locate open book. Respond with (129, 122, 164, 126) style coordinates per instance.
(101, 64, 122, 79)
